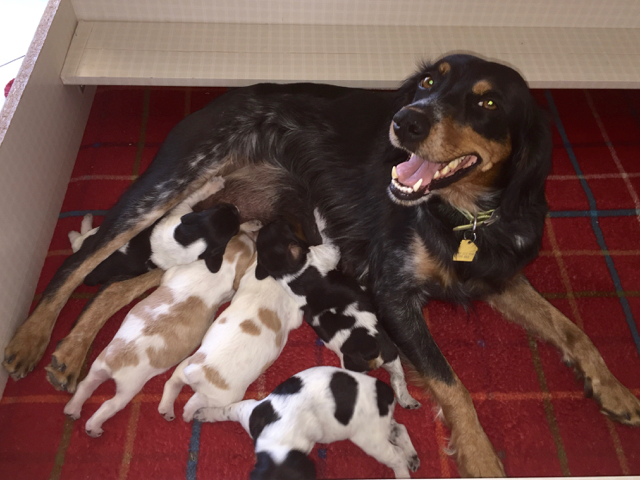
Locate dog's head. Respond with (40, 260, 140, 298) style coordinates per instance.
(250, 450, 316, 480)
(339, 328, 382, 372)
(255, 220, 310, 280)
(388, 54, 551, 218)
(176, 202, 240, 273)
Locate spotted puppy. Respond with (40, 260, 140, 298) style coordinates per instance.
(72, 177, 236, 285)
(195, 366, 420, 479)
(158, 262, 303, 422)
(63, 221, 259, 437)
(255, 220, 419, 410)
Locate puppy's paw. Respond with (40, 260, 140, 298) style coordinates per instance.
(591, 376, 640, 426)
(85, 426, 103, 438)
(407, 454, 420, 473)
(202, 176, 225, 196)
(63, 403, 81, 420)
(158, 407, 175, 422)
(398, 396, 421, 410)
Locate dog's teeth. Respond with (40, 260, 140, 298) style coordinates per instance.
(449, 159, 460, 169)
(433, 170, 441, 180)
(413, 179, 423, 192)
(392, 166, 398, 179)
(441, 166, 450, 176)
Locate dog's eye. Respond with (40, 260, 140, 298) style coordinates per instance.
(478, 99, 497, 110)
(420, 75, 434, 89)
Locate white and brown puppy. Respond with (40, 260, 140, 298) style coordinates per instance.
(63, 221, 260, 437)
(255, 220, 420, 410)
(70, 177, 239, 285)
(158, 262, 303, 422)
(194, 366, 420, 479)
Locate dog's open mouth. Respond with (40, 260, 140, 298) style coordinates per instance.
(388, 153, 480, 202)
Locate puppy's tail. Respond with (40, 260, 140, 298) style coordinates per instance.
(68, 214, 98, 253)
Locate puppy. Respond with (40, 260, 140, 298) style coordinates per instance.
(63, 221, 259, 436)
(158, 261, 303, 422)
(255, 219, 420, 410)
(76, 177, 237, 285)
(194, 366, 420, 479)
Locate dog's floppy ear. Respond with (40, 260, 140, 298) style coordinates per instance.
(499, 101, 552, 220)
(203, 252, 224, 273)
(250, 450, 316, 480)
(255, 263, 270, 280)
(180, 211, 200, 225)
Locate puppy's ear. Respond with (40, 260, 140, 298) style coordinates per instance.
(204, 253, 224, 273)
(255, 263, 270, 280)
(180, 211, 200, 225)
(499, 102, 552, 220)
(288, 243, 303, 262)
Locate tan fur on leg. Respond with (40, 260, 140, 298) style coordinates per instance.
(409, 368, 505, 477)
(46, 269, 164, 393)
(488, 274, 640, 426)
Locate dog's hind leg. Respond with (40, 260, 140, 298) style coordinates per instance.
(158, 359, 189, 421)
(351, 430, 412, 479)
(3, 138, 237, 380)
(488, 274, 640, 426)
(46, 269, 164, 393)
(388, 420, 420, 473)
(375, 290, 505, 477)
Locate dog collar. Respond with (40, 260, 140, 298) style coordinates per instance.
(452, 208, 498, 232)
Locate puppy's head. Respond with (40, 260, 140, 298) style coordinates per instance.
(250, 450, 316, 480)
(177, 203, 240, 273)
(389, 54, 551, 217)
(340, 328, 381, 372)
(255, 220, 310, 280)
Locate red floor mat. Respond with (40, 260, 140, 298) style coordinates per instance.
(1, 86, 640, 479)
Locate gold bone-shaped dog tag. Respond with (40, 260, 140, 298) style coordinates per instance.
(453, 240, 478, 262)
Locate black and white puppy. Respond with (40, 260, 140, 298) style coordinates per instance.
(194, 366, 420, 479)
(69, 178, 240, 283)
(255, 218, 420, 410)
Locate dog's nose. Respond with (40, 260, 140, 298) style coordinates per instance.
(392, 108, 431, 147)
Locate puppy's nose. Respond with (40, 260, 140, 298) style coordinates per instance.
(392, 108, 431, 147)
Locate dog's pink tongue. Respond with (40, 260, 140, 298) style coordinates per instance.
(396, 154, 439, 188)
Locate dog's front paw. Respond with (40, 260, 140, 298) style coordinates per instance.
(590, 376, 640, 426)
(3, 321, 51, 380)
(45, 339, 90, 393)
(452, 428, 505, 477)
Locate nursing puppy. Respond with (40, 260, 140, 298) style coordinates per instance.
(64, 222, 259, 437)
(194, 366, 420, 479)
(255, 219, 419, 410)
(158, 262, 303, 422)
(77, 177, 234, 286)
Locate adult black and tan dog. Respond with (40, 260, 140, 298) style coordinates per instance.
(4, 54, 640, 476)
